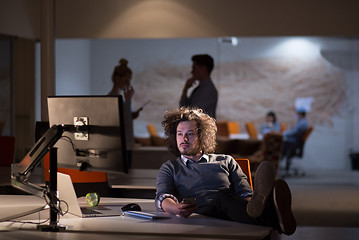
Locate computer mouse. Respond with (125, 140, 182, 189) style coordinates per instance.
(121, 203, 142, 211)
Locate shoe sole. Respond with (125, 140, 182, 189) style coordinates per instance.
(246, 161, 276, 218)
(273, 179, 297, 235)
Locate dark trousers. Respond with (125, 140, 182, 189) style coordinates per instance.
(203, 189, 279, 229)
(282, 141, 296, 171)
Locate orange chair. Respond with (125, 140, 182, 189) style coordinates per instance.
(147, 124, 158, 137)
(235, 159, 253, 189)
(146, 124, 166, 146)
(227, 121, 240, 135)
(245, 122, 258, 139)
(217, 121, 240, 137)
(281, 123, 286, 133)
(216, 121, 230, 137)
(302, 126, 313, 141)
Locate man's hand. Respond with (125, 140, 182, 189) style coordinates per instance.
(124, 85, 134, 102)
(181, 78, 198, 99)
(184, 78, 197, 90)
(162, 198, 198, 218)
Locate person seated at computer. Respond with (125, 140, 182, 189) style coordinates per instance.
(260, 111, 282, 135)
(108, 58, 141, 119)
(155, 107, 296, 236)
(281, 108, 309, 172)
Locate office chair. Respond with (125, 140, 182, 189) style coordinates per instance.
(217, 121, 240, 138)
(280, 123, 286, 133)
(216, 121, 229, 137)
(245, 122, 258, 139)
(235, 159, 253, 189)
(146, 124, 158, 137)
(282, 126, 313, 177)
(228, 121, 240, 135)
(146, 124, 166, 146)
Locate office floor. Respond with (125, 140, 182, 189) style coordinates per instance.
(271, 226, 359, 240)
(272, 168, 359, 239)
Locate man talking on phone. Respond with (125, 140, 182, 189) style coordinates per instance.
(155, 107, 296, 236)
(179, 54, 218, 119)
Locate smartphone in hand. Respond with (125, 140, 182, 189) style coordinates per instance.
(182, 198, 196, 205)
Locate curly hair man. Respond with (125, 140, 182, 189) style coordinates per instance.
(155, 107, 296, 235)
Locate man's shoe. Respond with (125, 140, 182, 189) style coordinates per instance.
(246, 161, 276, 218)
(273, 179, 297, 235)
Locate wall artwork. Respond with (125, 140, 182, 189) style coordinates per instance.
(132, 56, 346, 133)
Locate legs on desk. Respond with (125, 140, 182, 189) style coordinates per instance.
(203, 161, 296, 236)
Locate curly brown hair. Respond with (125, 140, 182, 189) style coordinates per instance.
(162, 107, 217, 156)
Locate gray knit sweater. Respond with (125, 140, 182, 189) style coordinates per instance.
(155, 154, 253, 214)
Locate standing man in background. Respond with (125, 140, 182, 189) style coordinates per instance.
(180, 54, 218, 119)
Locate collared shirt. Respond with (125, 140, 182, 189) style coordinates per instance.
(155, 154, 253, 214)
(283, 118, 309, 143)
(179, 78, 218, 119)
(180, 154, 209, 166)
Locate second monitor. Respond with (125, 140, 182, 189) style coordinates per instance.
(47, 95, 129, 174)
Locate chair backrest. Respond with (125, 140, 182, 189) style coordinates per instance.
(245, 122, 258, 139)
(216, 121, 230, 137)
(287, 126, 314, 159)
(235, 159, 253, 189)
(217, 121, 240, 137)
(227, 121, 240, 135)
(296, 126, 314, 158)
(280, 123, 286, 133)
(302, 126, 313, 141)
(147, 124, 158, 137)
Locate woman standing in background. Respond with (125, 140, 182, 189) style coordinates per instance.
(109, 58, 141, 119)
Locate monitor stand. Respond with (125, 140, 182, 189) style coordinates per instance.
(37, 147, 66, 232)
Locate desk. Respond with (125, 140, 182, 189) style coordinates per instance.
(0, 195, 272, 240)
(216, 138, 262, 156)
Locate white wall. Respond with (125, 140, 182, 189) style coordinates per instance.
(35, 39, 91, 120)
(89, 38, 218, 95)
(36, 37, 359, 171)
(56, 40, 91, 95)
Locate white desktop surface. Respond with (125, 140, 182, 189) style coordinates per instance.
(0, 195, 272, 240)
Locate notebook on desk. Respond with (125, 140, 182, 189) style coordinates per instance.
(123, 210, 171, 220)
(57, 172, 123, 218)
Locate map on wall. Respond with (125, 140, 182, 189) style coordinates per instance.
(132, 56, 346, 133)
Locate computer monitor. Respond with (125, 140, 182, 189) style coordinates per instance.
(47, 96, 129, 174)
